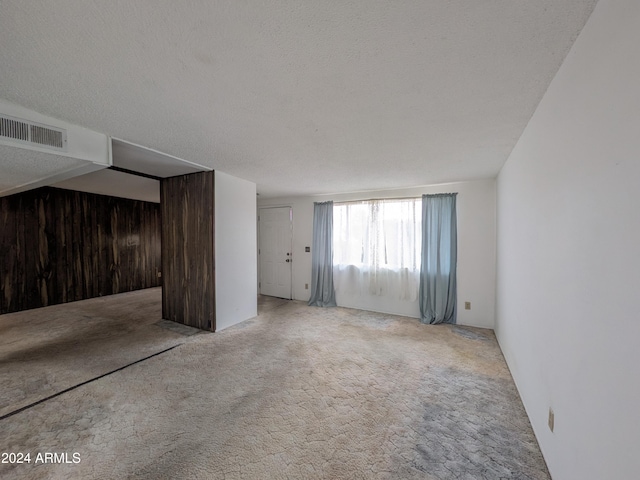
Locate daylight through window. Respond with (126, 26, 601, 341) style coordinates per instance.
(333, 198, 421, 300)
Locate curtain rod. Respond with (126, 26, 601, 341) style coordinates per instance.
(334, 196, 419, 205)
(334, 193, 456, 205)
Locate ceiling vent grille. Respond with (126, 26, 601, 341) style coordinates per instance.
(0, 114, 67, 151)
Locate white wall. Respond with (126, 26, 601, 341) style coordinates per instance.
(215, 171, 257, 330)
(259, 179, 496, 328)
(495, 1, 640, 479)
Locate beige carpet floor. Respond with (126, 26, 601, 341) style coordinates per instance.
(0, 288, 192, 418)
(0, 289, 549, 479)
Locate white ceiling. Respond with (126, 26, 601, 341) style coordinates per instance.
(0, 145, 87, 193)
(111, 139, 210, 179)
(53, 169, 160, 203)
(52, 139, 208, 203)
(0, 0, 598, 198)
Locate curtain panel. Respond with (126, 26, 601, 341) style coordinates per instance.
(333, 198, 421, 301)
(419, 193, 457, 324)
(308, 201, 337, 307)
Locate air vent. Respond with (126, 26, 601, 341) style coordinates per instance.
(0, 114, 67, 151)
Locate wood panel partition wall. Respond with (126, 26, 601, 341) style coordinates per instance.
(0, 187, 161, 315)
(161, 171, 215, 331)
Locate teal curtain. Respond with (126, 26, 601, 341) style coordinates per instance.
(308, 201, 337, 307)
(419, 194, 457, 324)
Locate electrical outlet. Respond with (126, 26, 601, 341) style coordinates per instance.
(305, 283, 309, 290)
(464, 301, 471, 310)
(548, 408, 554, 432)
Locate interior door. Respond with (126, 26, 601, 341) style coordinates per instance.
(259, 207, 292, 299)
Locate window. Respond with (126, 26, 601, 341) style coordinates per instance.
(333, 198, 421, 300)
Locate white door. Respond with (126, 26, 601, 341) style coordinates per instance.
(259, 207, 292, 299)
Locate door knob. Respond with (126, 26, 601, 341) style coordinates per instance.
(286, 259, 290, 262)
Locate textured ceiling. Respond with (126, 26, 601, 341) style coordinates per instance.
(0, 0, 598, 198)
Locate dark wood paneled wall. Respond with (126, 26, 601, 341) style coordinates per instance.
(161, 171, 215, 331)
(0, 187, 161, 315)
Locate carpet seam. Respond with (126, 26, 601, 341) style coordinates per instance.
(0, 343, 182, 422)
